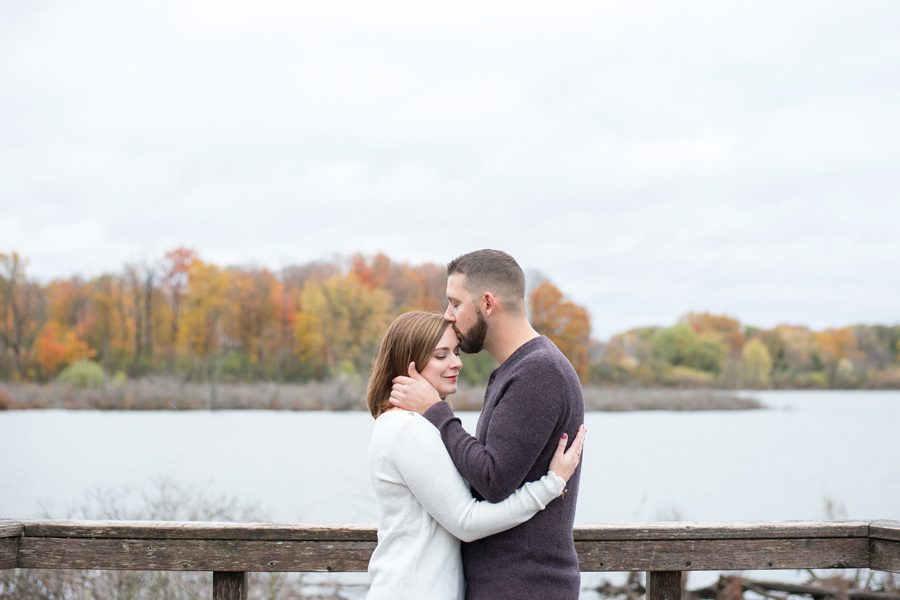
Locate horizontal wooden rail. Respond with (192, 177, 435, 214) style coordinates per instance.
(2, 520, 897, 600)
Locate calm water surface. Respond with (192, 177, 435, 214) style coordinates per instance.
(2, 390, 897, 522)
(2, 390, 898, 597)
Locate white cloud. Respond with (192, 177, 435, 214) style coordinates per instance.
(2, 0, 899, 338)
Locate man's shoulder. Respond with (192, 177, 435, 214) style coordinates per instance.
(508, 337, 579, 381)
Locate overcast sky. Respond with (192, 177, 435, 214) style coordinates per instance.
(2, 0, 898, 338)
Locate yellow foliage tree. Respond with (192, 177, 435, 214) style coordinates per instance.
(741, 338, 772, 387)
(294, 273, 393, 377)
(177, 261, 230, 358)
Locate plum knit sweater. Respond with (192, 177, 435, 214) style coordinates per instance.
(424, 336, 585, 600)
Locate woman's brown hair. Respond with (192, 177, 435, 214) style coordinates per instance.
(367, 311, 450, 418)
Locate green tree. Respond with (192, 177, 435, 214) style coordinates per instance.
(651, 324, 724, 374)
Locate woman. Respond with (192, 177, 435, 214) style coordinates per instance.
(366, 311, 585, 600)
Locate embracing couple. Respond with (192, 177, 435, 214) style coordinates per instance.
(366, 249, 586, 600)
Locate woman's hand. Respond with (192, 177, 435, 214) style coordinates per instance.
(549, 424, 586, 483)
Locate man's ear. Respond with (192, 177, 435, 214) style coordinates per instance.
(482, 292, 498, 316)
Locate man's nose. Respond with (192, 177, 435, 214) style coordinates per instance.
(443, 304, 455, 321)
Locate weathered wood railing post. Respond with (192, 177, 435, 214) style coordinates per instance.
(213, 571, 247, 600)
(647, 571, 682, 600)
(0, 521, 22, 570)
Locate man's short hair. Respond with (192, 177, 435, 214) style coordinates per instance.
(447, 249, 526, 314)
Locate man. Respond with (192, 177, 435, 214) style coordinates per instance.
(390, 249, 585, 599)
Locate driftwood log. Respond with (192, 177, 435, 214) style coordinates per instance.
(691, 575, 900, 600)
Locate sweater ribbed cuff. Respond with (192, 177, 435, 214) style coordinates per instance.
(529, 471, 566, 506)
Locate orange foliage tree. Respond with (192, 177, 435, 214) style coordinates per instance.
(35, 321, 95, 375)
(529, 280, 591, 382)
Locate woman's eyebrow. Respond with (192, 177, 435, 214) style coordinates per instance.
(433, 346, 451, 352)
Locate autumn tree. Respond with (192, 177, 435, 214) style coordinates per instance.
(681, 312, 745, 356)
(741, 338, 773, 387)
(35, 320, 95, 376)
(814, 327, 862, 387)
(529, 280, 591, 382)
(83, 274, 122, 370)
(294, 273, 392, 378)
(351, 253, 445, 312)
(0, 252, 46, 378)
(161, 247, 198, 356)
(123, 262, 160, 373)
(762, 325, 823, 386)
(223, 267, 282, 378)
(177, 260, 230, 374)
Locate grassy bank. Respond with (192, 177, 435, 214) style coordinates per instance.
(0, 379, 762, 411)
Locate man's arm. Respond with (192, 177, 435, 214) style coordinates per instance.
(424, 373, 567, 502)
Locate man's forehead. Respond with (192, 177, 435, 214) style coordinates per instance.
(446, 273, 470, 297)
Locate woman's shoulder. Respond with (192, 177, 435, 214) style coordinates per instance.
(374, 410, 437, 439)
(373, 410, 444, 460)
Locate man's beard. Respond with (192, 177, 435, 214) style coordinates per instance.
(457, 308, 488, 354)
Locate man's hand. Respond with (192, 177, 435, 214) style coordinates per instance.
(390, 362, 441, 414)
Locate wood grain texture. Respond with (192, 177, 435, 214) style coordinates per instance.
(870, 539, 900, 573)
(648, 571, 682, 600)
(19, 537, 375, 572)
(213, 571, 247, 600)
(0, 521, 23, 539)
(871, 521, 900, 542)
(8, 519, 895, 575)
(20, 520, 870, 541)
(574, 521, 870, 541)
(0, 538, 18, 570)
(20, 520, 376, 541)
(576, 538, 869, 571)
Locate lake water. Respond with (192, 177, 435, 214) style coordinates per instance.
(2, 390, 898, 596)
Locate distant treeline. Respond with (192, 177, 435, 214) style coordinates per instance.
(1, 250, 898, 390)
(0, 249, 588, 385)
(593, 316, 900, 389)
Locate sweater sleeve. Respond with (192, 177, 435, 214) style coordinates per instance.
(391, 415, 564, 543)
(423, 366, 568, 502)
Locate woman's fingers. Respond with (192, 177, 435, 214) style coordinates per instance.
(568, 424, 586, 460)
(550, 424, 587, 484)
(554, 432, 570, 457)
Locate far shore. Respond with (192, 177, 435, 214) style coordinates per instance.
(0, 379, 763, 412)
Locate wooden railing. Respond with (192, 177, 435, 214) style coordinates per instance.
(2, 519, 898, 600)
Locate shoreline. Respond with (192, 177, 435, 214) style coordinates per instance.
(0, 380, 763, 411)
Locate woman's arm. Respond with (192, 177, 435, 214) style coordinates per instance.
(390, 416, 580, 543)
